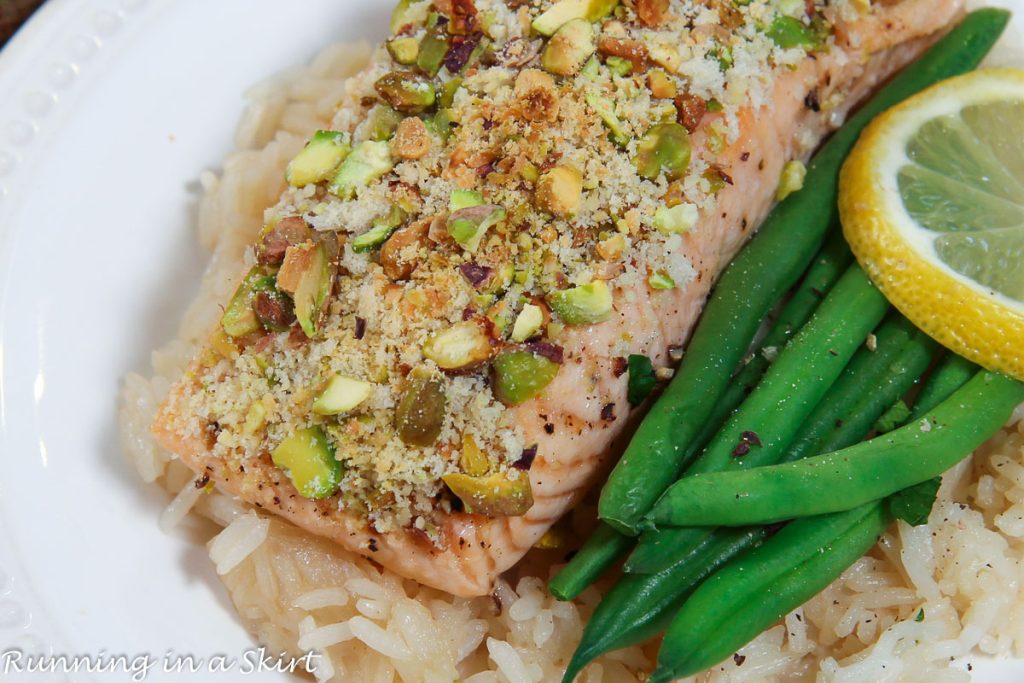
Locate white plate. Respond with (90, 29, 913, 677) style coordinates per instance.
(0, 1, 1021, 681)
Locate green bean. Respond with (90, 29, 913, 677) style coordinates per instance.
(808, 330, 937, 457)
(645, 370, 1024, 528)
(623, 238, 853, 575)
(648, 503, 890, 683)
(685, 266, 889, 476)
(782, 317, 937, 463)
(596, 7, 1011, 535)
(584, 351, 989, 677)
(696, 231, 854, 446)
(560, 527, 765, 683)
(626, 314, 921, 575)
(648, 353, 974, 679)
(624, 527, 707, 575)
(911, 353, 978, 420)
(548, 522, 632, 601)
(629, 350, 978, 574)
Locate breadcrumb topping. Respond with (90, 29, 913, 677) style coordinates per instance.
(168, 0, 864, 534)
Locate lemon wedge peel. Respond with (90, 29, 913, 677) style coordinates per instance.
(840, 68, 1024, 381)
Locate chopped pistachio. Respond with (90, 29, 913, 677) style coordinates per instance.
(585, 90, 630, 146)
(221, 267, 276, 338)
(443, 470, 533, 516)
(439, 77, 464, 108)
(653, 202, 699, 234)
(460, 433, 491, 477)
(277, 242, 333, 338)
(253, 286, 296, 333)
(541, 19, 596, 77)
(766, 15, 828, 50)
(547, 280, 613, 325)
(422, 321, 494, 371)
(363, 104, 404, 142)
(353, 225, 394, 254)
(606, 55, 633, 76)
(286, 130, 352, 187)
(535, 165, 583, 217)
(395, 366, 447, 447)
(387, 36, 420, 65)
(473, 293, 496, 309)
(703, 167, 729, 194)
(374, 71, 437, 114)
(391, 116, 431, 160)
(530, 524, 563, 548)
(648, 271, 676, 289)
(210, 328, 240, 360)
(449, 189, 484, 212)
(514, 69, 561, 122)
(380, 219, 429, 281)
(511, 304, 545, 342)
(647, 42, 682, 72)
(520, 161, 540, 183)
(647, 69, 677, 98)
(242, 401, 267, 435)
(417, 24, 449, 76)
(580, 54, 601, 80)
(493, 350, 561, 405)
(532, 0, 619, 36)
(634, 122, 691, 181)
(313, 374, 373, 415)
(447, 204, 506, 252)
(711, 43, 733, 70)
(596, 233, 626, 260)
(776, 159, 807, 201)
(486, 263, 516, 295)
(353, 205, 405, 253)
(257, 216, 313, 266)
(486, 298, 516, 335)
(426, 108, 457, 142)
(271, 426, 342, 500)
(329, 140, 394, 199)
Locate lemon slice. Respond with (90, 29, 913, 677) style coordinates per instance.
(839, 69, 1024, 380)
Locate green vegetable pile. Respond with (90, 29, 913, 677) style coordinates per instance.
(548, 10, 1021, 682)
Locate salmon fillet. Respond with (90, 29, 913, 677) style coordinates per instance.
(153, 0, 965, 597)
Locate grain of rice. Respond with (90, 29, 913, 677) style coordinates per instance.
(349, 616, 413, 660)
(346, 577, 389, 601)
(487, 638, 532, 683)
(508, 592, 542, 622)
(298, 622, 355, 651)
(293, 588, 350, 611)
(532, 610, 554, 648)
(208, 512, 269, 575)
(158, 478, 205, 531)
(356, 598, 389, 621)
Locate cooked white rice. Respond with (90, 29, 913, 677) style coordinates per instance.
(118, 23, 1024, 683)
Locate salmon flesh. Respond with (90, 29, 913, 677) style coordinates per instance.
(153, 0, 965, 597)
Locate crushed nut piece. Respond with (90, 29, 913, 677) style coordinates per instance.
(635, 0, 670, 27)
(675, 93, 707, 133)
(598, 37, 649, 73)
(535, 166, 583, 217)
(596, 233, 626, 260)
(392, 117, 432, 160)
(380, 219, 429, 281)
(515, 69, 561, 123)
(648, 69, 677, 99)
